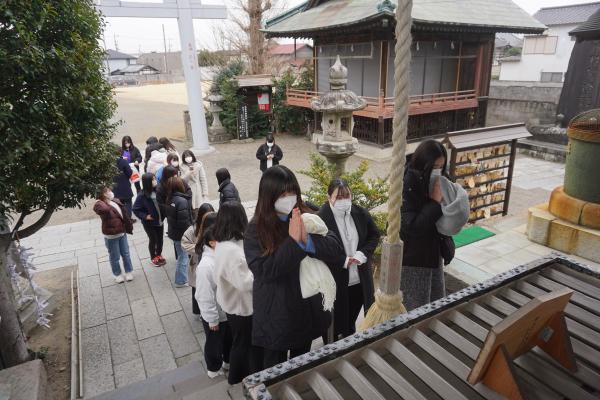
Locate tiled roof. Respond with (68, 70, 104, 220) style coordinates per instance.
(533, 2, 600, 26)
(570, 7, 600, 38)
(112, 64, 159, 74)
(106, 49, 137, 60)
(495, 32, 523, 48)
(268, 43, 311, 55)
(264, 0, 546, 35)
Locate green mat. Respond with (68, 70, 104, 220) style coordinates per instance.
(453, 226, 495, 248)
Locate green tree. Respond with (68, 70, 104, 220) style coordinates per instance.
(272, 65, 314, 135)
(0, 0, 118, 366)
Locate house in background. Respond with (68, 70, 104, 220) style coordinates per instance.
(105, 49, 137, 76)
(492, 33, 523, 77)
(137, 51, 182, 75)
(263, 0, 544, 150)
(267, 43, 314, 73)
(110, 64, 160, 76)
(499, 2, 600, 83)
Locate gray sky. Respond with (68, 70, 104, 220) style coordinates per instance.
(102, 0, 598, 55)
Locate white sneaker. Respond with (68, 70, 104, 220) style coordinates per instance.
(125, 273, 133, 282)
(207, 369, 224, 379)
(115, 275, 125, 284)
(222, 362, 230, 371)
(174, 282, 188, 288)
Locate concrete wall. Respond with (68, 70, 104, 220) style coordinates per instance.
(499, 24, 577, 82)
(486, 80, 563, 126)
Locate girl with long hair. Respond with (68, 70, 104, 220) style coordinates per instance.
(180, 150, 209, 216)
(244, 165, 344, 369)
(121, 135, 143, 193)
(133, 173, 166, 266)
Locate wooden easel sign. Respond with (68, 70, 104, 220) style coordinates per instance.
(467, 287, 577, 400)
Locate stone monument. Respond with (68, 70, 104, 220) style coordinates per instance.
(527, 109, 600, 262)
(204, 83, 232, 143)
(311, 55, 367, 177)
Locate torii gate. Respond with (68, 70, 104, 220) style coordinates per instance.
(95, 0, 227, 154)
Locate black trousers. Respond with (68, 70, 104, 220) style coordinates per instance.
(191, 287, 200, 315)
(226, 313, 263, 385)
(118, 197, 133, 218)
(347, 284, 364, 336)
(262, 342, 312, 370)
(201, 319, 232, 372)
(134, 181, 142, 194)
(142, 223, 164, 259)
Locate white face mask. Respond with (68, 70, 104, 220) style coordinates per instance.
(171, 161, 179, 167)
(431, 168, 442, 177)
(152, 180, 158, 188)
(274, 195, 297, 215)
(333, 198, 352, 213)
(106, 191, 115, 201)
(267, 142, 274, 148)
(185, 157, 193, 164)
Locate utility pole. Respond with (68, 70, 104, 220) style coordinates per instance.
(102, 34, 111, 77)
(162, 24, 169, 73)
(113, 33, 119, 51)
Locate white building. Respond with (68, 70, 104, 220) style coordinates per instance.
(499, 2, 600, 82)
(104, 49, 137, 76)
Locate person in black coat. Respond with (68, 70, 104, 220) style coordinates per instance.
(121, 135, 143, 193)
(113, 147, 135, 221)
(255, 134, 283, 172)
(133, 173, 166, 267)
(318, 179, 380, 340)
(216, 168, 241, 206)
(400, 139, 449, 311)
(244, 166, 344, 369)
(166, 176, 194, 287)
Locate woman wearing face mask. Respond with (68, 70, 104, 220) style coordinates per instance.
(180, 150, 209, 216)
(318, 179, 380, 340)
(400, 139, 448, 311)
(94, 187, 134, 283)
(121, 135, 143, 193)
(256, 134, 283, 173)
(156, 153, 180, 183)
(133, 173, 166, 267)
(244, 165, 344, 369)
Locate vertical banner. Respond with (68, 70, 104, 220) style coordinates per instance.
(257, 92, 270, 112)
(237, 103, 249, 140)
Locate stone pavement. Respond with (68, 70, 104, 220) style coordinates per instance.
(18, 154, 600, 399)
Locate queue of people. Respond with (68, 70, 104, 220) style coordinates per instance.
(93, 135, 460, 384)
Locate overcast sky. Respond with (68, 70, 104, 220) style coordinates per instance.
(102, 0, 598, 55)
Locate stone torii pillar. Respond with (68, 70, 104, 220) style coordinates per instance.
(95, 0, 227, 155)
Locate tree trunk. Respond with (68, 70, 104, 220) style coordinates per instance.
(247, 0, 267, 75)
(0, 235, 30, 367)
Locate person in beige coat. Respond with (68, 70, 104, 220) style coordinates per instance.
(180, 150, 209, 215)
(181, 203, 215, 318)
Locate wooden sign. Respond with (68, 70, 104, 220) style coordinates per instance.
(468, 287, 576, 400)
(237, 103, 249, 140)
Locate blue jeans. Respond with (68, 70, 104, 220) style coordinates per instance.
(105, 235, 133, 277)
(173, 240, 188, 285)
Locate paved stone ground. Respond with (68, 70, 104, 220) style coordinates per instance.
(19, 154, 600, 399)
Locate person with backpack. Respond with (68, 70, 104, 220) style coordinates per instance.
(133, 173, 166, 267)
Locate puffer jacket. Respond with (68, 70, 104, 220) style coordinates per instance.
(146, 148, 168, 175)
(166, 191, 193, 241)
(218, 179, 241, 206)
(93, 199, 133, 236)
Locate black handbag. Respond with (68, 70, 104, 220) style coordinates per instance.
(440, 235, 455, 265)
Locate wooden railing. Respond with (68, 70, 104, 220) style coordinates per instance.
(286, 88, 478, 118)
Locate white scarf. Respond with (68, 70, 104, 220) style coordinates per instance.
(331, 204, 362, 286)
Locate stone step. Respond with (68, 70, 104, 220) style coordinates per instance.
(87, 361, 227, 400)
(0, 359, 47, 400)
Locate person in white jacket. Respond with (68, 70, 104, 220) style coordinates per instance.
(194, 220, 232, 378)
(146, 147, 168, 175)
(180, 150, 209, 214)
(212, 201, 261, 385)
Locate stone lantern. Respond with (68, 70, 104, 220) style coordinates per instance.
(311, 55, 367, 177)
(204, 82, 231, 143)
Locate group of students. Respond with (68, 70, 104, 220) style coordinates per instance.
(93, 135, 457, 385)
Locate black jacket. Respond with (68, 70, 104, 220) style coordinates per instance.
(318, 203, 380, 337)
(244, 219, 344, 351)
(156, 181, 191, 221)
(122, 146, 142, 165)
(218, 179, 241, 206)
(166, 191, 193, 241)
(133, 192, 162, 226)
(401, 168, 444, 268)
(256, 143, 283, 172)
(113, 158, 133, 200)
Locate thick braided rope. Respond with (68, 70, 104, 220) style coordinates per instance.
(386, 0, 412, 242)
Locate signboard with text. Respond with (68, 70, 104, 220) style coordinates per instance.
(237, 103, 249, 140)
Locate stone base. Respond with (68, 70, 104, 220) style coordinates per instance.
(0, 359, 47, 400)
(527, 203, 600, 263)
(549, 186, 600, 229)
(207, 127, 233, 144)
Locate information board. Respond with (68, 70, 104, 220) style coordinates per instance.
(237, 103, 249, 140)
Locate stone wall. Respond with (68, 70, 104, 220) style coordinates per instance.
(486, 80, 563, 126)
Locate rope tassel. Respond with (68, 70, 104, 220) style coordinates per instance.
(360, 0, 412, 330)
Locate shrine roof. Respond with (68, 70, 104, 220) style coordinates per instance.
(264, 0, 546, 37)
